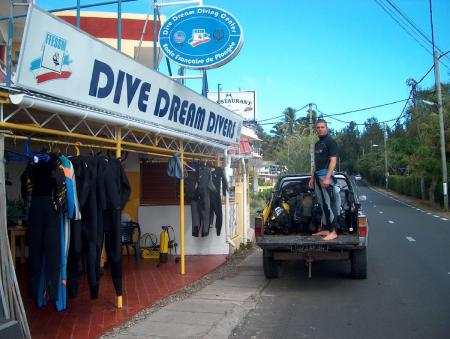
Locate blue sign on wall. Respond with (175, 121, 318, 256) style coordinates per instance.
(159, 6, 244, 69)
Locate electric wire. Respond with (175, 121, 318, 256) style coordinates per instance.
(373, 0, 449, 69)
(257, 103, 309, 122)
(385, 0, 450, 63)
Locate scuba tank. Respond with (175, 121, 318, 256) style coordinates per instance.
(159, 226, 169, 263)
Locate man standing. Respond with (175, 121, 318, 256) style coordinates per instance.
(308, 119, 340, 241)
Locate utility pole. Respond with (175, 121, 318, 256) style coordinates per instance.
(308, 103, 314, 174)
(429, 0, 448, 210)
(384, 123, 389, 190)
(434, 50, 449, 210)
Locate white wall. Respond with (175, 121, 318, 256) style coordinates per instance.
(138, 205, 228, 255)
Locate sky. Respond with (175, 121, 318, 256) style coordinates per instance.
(35, 0, 450, 133)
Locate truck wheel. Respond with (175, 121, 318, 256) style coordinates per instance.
(263, 250, 281, 279)
(350, 248, 367, 279)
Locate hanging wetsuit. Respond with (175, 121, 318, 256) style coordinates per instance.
(209, 167, 228, 236)
(67, 156, 103, 299)
(98, 156, 131, 298)
(22, 154, 66, 306)
(193, 167, 216, 237)
(185, 170, 202, 237)
(66, 156, 90, 299)
(53, 155, 81, 311)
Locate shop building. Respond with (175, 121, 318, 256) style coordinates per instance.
(0, 3, 250, 338)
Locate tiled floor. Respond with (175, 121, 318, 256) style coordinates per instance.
(17, 255, 227, 339)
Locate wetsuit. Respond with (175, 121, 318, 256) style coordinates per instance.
(210, 167, 228, 236)
(22, 154, 66, 305)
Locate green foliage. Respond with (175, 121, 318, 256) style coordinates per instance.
(256, 82, 449, 207)
(251, 190, 271, 214)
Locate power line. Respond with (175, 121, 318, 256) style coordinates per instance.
(373, 0, 449, 69)
(385, 0, 450, 63)
(258, 62, 436, 130)
(320, 98, 410, 118)
(257, 103, 309, 123)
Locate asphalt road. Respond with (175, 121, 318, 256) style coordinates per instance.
(231, 183, 450, 339)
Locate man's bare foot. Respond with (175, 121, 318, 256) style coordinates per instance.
(323, 230, 337, 241)
(313, 230, 330, 236)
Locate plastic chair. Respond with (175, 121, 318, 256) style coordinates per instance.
(121, 221, 141, 263)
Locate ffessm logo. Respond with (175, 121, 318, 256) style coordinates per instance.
(30, 32, 73, 84)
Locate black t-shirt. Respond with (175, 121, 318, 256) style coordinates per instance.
(314, 134, 338, 171)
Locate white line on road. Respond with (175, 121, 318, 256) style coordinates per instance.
(433, 215, 439, 218)
(379, 211, 383, 214)
(441, 218, 448, 221)
(427, 212, 432, 215)
(388, 220, 395, 224)
(406, 236, 416, 242)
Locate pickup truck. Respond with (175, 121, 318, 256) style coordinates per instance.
(255, 173, 368, 279)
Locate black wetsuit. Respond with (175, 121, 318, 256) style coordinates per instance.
(22, 155, 66, 304)
(210, 167, 228, 236)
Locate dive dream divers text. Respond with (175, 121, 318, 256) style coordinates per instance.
(87, 59, 237, 139)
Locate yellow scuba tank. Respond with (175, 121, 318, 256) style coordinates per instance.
(159, 226, 169, 263)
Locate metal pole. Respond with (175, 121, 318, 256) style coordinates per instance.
(117, 0, 122, 51)
(217, 83, 221, 102)
(6, 0, 13, 87)
(76, 0, 81, 28)
(433, 50, 449, 210)
(308, 104, 314, 173)
(384, 123, 389, 190)
(180, 141, 185, 274)
(153, 0, 158, 70)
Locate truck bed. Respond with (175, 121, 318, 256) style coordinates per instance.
(256, 235, 360, 250)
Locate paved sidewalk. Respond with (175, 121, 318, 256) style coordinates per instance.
(106, 251, 266, 339)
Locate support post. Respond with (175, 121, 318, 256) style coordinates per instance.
(76, 0, 81, 28)
(115, 127, 122, 308)
(180, 141, 185, 274)
(433, 51, 448, 211)
(308, 104, 314, 174)
(153, 0, 158, 70)
(117, 0, 122, 51)
(384, 123, 388, 190)
(6, 0, 13, 87)
(115, 127, 122, 158)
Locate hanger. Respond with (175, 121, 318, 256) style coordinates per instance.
(184, 161, 196, 172)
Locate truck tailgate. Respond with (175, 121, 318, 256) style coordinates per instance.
(256, 235, 360, 250)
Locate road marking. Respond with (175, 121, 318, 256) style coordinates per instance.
(388, 220, 394, 224)
(441, 218, 448, 221)
(406, 236, 416, 242)
(427, 212, 432, 215)
(379, 211, 383, 214)
(373, 205, 377, 207)
(433, 215, 439, 218)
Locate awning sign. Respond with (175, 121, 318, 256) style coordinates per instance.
(14, 6, 242, 145)
(159, 6, 244, 69)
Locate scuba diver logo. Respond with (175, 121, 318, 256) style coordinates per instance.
(30, 32, 73, 83)
(188, 29, 211, 47)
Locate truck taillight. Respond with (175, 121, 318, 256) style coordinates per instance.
(358, 215, 367, 237)
(255, 216, 263, 237)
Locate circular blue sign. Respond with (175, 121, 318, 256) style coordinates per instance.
(159, 6, 244, 70)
